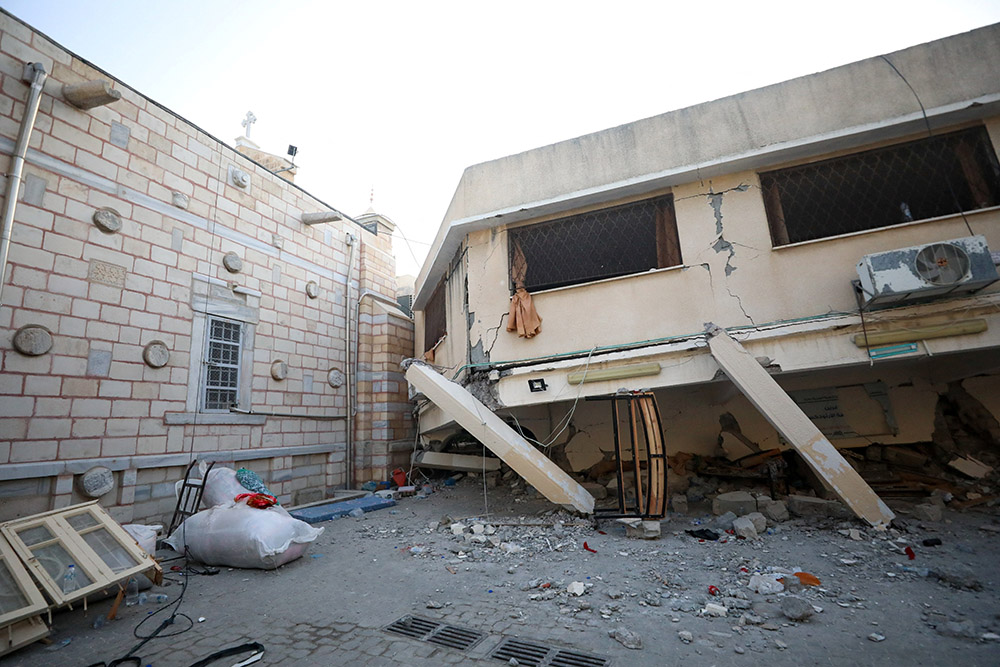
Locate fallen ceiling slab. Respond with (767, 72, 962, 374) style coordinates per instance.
(405, 361, 595, 514)
(706, 325, 895, 528)
(412, 450, 502, 473)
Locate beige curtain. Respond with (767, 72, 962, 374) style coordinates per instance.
(507, 240, 542, 338)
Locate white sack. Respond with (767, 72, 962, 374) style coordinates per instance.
(122, 523, 160, 556)
(200, 466, 249, 508)
(165, 501, 323, 569)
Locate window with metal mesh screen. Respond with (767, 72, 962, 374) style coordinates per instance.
(507, 195, 680, 292)
(203, 317, 242, 411)
(423, 281, 446, 351)
(761, 126, 1000, 246)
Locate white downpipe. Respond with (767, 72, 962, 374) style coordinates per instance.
(343, 233, 357, 488)
(0, 63, 47, 307)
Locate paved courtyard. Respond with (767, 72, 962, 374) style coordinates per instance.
(7, 479, 1000, 666)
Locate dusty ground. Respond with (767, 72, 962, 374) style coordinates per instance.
(7, 478, 1000, 667)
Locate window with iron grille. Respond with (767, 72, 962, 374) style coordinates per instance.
(423, 280, 447, 351)
(507, 194, 680, 292)
(203, 317, 242, 411)
(761, 126, 1000, 246)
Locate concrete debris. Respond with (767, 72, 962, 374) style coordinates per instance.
(732, 517, 758, 540)
(748, 574, 784, 594)
(677, 630, 694, 644)
(787, 494, 851, 519)
(761, 500, 789, 523)
(618, 519, 661, 539)
(425, 600, 443, 609)
(947, 456, 992, 479)
(744, 512, 767, 534)
(712, 512, 738, 531)
(713, 491, 757, 516)
(703, 603, 728, 617)
(779, 596, 815, 621)
(912, 504, 943, 522)
(567, 581, 586, 596)
(608, 627, 643, 650)
(935, 620, 979, 639)
(868, 632, 886, 642)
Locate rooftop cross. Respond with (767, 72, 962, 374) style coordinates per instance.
(241, 111, 257, 138)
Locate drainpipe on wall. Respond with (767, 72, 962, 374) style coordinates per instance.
(0, 63, 47, 308)
(343, 233, 357, 488)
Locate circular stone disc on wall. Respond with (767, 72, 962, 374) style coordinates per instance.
(271, 359, 288, 381)
(79, 466, 115, 498)
(143, 340, 170, 368)
(222, 251, 243, 273)
(12, 324, 53, 356)
(92, 207, 122, 234)
(305, 280, 319, 299)
(327, 368, 345, 388)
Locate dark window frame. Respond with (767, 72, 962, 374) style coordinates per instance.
(761, 125, 1000, 247)
(507, 194, 681, 293)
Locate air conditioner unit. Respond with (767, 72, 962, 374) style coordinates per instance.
(856, 235, 999, 308)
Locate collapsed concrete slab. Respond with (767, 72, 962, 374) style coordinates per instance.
(706, 326, 895, 528)
(412, 451, 502, 473)
(404, 361, 595, 514)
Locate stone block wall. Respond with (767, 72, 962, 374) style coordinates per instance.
(0, 11, 413, 524)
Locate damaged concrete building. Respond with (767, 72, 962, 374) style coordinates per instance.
(0, 10, 415, 524)
(410, 24, 1000, 512)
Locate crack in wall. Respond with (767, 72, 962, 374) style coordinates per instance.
(703, 186, 756, 327)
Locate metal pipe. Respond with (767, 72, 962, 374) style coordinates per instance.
(0, 62, 47, 307)
(352, 289, 408, 417)
(229, 407, 346, 420)
(343, 233, 357, 488)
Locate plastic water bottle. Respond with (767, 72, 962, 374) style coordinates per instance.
(138, 592, 148, 605)
(62, 564, 78, 594)
(152, 594, 169, 604)
(125, 577, 139, 606)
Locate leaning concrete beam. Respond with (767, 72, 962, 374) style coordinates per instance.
(405, 362, 595, 514)
(413, 450, 501, 473)
(706, 326, 895, 528)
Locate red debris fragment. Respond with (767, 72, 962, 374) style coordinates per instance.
(905, 546, 915, 560)
(583, 541, 597, 553)
(708, 585, 720, 596)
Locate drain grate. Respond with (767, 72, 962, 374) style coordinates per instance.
(491, 637, 611, 667)
(384, 615, 486, 651)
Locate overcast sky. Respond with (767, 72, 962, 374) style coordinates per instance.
(4, 1, 1000, 276)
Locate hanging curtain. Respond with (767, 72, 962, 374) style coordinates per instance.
(506, 239, 542, 338)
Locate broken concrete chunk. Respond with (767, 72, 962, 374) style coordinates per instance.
(581, 482, 608, 500)
(732, 516, 758, 540)
(678, 630, 694, 643)
(618, 518, 661, 539)
(712, 512, 737, 531)
(713, 491, 757, 516)
(567, 581, 586, 596)
(780, 596, 814, 621)
(744, 512, 767, 534)
(450, 523, 466, 535)
(912, 504, 943, 522)
(947, 456, 992, 479)
(787, 494, 850, 519)
(703, 603, 728, 617)
(608, 627, 642, 650)
(762, 500, 789, 522)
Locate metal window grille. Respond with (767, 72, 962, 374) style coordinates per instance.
(761, 126, 1000, 246)
(423, 281, 446, 350)
(203, 317, 242, 411)
(508, 194, 680, 292)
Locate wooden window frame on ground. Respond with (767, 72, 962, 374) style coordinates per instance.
(0, 533, 47, 629)
(0, 501, 160, 609)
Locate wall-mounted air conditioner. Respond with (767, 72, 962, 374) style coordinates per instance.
(856, 235, 999, 308)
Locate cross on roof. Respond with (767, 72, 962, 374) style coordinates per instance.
(241, 111, 257, 138)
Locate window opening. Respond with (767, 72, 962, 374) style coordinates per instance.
(203, 317, 242, 411)
(423, 280, 447, 350)
(761, 126, 1000, 246)
(508, 194, 679, 292)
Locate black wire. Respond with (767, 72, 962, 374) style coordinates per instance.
(879, 54, 975, 237)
